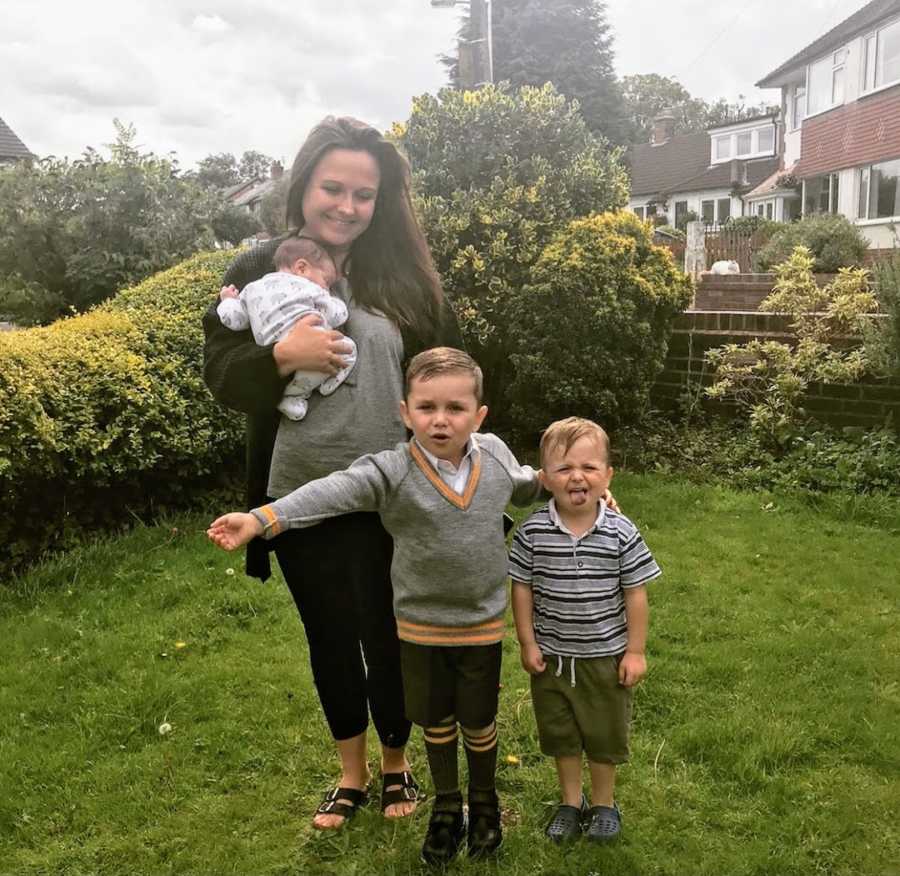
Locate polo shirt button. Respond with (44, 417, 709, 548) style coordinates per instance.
(577, 561, 584, 568)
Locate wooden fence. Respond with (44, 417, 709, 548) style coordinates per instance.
(704, 226, 770, 272)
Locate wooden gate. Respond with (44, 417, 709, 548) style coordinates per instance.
(704, 226, 769, 272)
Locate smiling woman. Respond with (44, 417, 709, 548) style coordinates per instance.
(201, 116, 462, 832)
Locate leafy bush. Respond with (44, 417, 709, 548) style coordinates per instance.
(706, 246, 879, 446)
(397, 83, 629, 412)
(0, 123, 249, 326)
(722, 215, 781, 237)
(506, 212, 693, 435)
(0, 250, 241, 579)
(619, 416, 900, 498)
(868, 251, 900, 377)
(752, 213, 868, 273)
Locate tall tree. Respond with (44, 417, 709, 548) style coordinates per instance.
(442, 0, 629, 145)
(621, 73, 776, 143)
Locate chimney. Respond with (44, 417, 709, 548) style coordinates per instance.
(270, 160, 284, 180)
(652, 108, 676, 145)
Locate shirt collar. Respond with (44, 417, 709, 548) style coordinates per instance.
(413, 436, 477, 474)
(547, 497, 606, 538)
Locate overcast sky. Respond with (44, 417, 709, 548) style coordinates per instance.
(1, 0, 868, 169)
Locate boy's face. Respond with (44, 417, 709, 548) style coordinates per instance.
(400, 372, 487, 467)
(541, 435, 613, 517)
(291, 258, 336, 290)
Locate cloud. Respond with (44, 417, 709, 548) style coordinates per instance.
(191, 13, 232, 35)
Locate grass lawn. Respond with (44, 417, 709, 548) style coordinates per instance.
(1, 474, 899, 876)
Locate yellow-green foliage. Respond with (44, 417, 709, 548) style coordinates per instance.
(0, 249, 240, 577)
(706, 246, 880, 446)
(506, 211, 693, 434)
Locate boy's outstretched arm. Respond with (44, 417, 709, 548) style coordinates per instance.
(511, 582, 546, 675)
(208, 513, 264, 551)
(619, 585, 649, 687)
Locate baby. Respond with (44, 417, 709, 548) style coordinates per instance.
(217, 236, 358, 421)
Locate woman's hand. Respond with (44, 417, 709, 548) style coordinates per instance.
(602, 489, 620, 513)
(207, 513, 264, 551)
(272, 313, 353, 377)
(219, 284, 240, 301)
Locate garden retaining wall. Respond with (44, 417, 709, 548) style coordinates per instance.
(654, 310, 900, 428)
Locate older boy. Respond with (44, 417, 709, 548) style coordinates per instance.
(509, 417, 660, 844)
(208, 347, 541, 864)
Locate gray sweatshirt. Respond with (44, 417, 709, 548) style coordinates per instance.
(252, 433, 541, 646)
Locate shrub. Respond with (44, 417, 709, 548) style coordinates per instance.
(396, 83, 629, 412)
(752, 213, 868, 273)
(868, 251, 900, 377)
(506, 212, 693, 436)
(706, 246, 879, 447)
(722, 215, 780, 236)
(0, 250, 241, 579)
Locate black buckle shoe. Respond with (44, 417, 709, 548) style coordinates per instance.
(467, 788, 502, 858)
(421, 792, 466, 866)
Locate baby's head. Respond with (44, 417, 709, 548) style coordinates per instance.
(540, 417, 613, 515)
(273, 237, 337, 289)
(401, 347, 487, 465)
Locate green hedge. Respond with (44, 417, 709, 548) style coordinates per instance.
(0, 250, 241, 579)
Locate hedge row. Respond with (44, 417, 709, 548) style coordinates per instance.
(0, 250, 241, 579)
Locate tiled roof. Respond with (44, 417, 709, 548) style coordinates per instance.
(757, 0, 900, 87)
(627, 131, 780, 198)
(626, 132, 712, 197)
(230, 178, 276, 207)
(0, 115, 33, 160)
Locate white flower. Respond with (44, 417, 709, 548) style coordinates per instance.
(158, 722, 173, 736)
(225, 568, 235, 576)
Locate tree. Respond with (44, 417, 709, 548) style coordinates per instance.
(397, 83, 629, 418)
(238, 150, 274, 182)
(0, 122, 246, 325)
(442, 0, 629, 145)
(195, 152, 240, 189)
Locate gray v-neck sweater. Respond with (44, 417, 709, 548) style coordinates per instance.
(252, 433, 541, 645)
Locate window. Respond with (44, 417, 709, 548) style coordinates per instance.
(736, 132, 752, 156)
(717, 198, 732, 222)
(864, 18, 900, 92)
(701, 200, 715, 223)
(758, 126, 775, 153)
(675, 200, 689, 228)
(791, 85, 806, 130)
(807, 49, 845, 115)
(712, 124, 776, 163)
(647, 203, 658, 218)
(633, 206, 645, 220)
(858, 158, 900, 219)
(715, 136, 731, 160)
(804, 173, 840, 214)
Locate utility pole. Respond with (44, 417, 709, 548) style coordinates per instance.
(431, 0, 493, 89)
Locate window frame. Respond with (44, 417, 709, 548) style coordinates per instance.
(802, 172, 841, 215)
(862, 16, 900, 95)
(709, 123, 778, 164)
(806, 48, 847, 117)
(857, 158, 900, 221)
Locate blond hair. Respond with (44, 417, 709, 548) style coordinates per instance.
(540, 417, 610, 465)
(405, 347, 483, 402)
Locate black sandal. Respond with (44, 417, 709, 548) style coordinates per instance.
(467, 788, 503, 858)
(381, 770, 424, 814)
(314, 785, 369, 826)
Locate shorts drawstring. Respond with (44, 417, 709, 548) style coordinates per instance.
(553, 654, 577, 687)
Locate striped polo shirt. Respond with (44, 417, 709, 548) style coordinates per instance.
(508, 500, 661, 658)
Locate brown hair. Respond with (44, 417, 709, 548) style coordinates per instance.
(285, 116, 443, 343)
(540, 417, 610, 465)
(273, 237, 333, 272)
(405, 347, 483, 403)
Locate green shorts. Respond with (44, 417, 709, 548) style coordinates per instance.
(530, 654, 632, 764)
(400, 641, 502, 728)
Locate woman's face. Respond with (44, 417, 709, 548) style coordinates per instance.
(301, 148, 381, 253)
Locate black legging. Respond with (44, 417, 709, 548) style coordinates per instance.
(274, 511, 411, 748)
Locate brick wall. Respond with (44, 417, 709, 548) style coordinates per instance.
(693, 273, 837, 311)
(653, 310, 900, 428)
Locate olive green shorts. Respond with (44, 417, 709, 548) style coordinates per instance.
(530, 654, 632, 764)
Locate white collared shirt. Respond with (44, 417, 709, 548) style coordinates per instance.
(414, 437, 477, 495)
(547, 497, 606, 540)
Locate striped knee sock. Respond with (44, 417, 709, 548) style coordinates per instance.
(424, 717, 459, 796)
(462, 722, 498, 792)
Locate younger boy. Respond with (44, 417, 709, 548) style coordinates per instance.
(216, 236, 357, 421)
(208, 347, 542, 864)
(509, 417, 660, 843)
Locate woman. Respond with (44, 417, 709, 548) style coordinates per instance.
(202, 116, 462, 830)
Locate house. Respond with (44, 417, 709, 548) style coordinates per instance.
(627, 110, 783, 226)
(225, 161, 284, 217)
(756, 0, 900, 248)
(0, 115, 34, 164)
